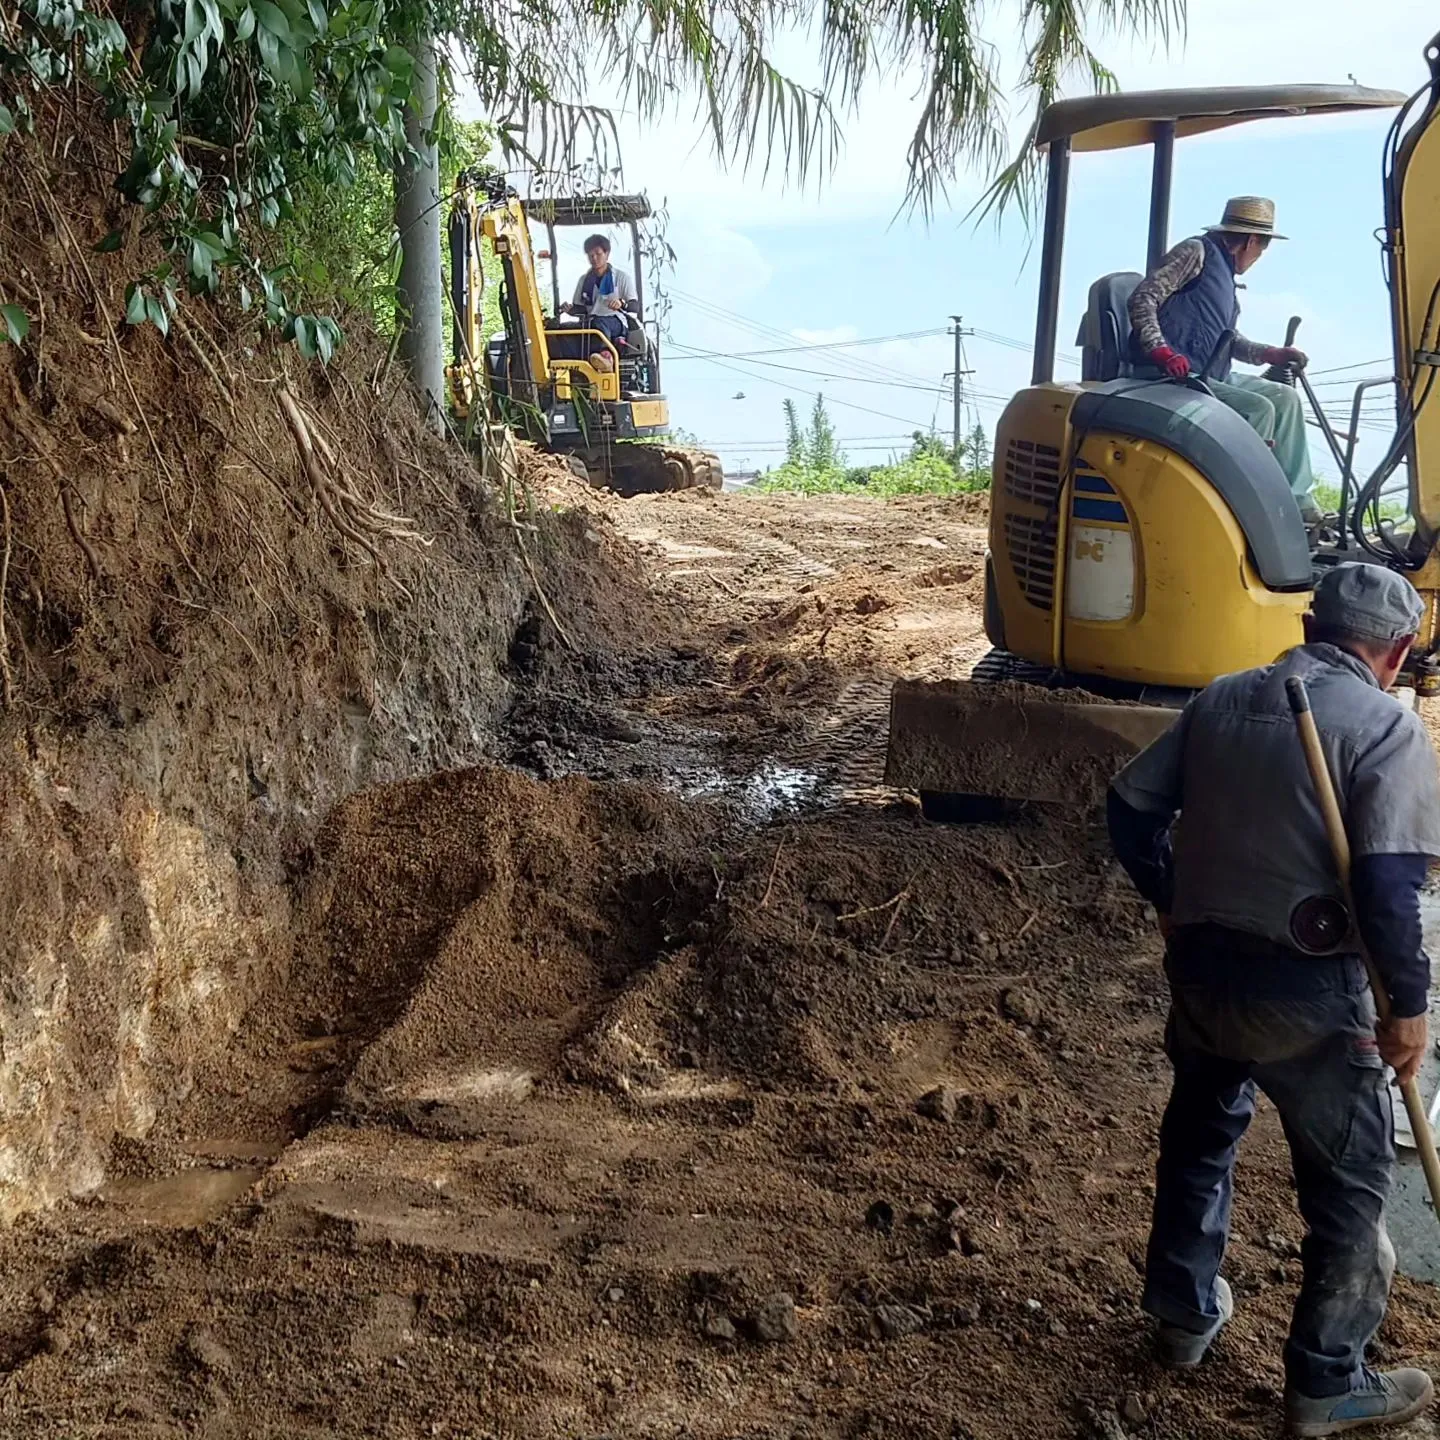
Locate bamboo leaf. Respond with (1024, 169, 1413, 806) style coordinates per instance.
(0, 304, 29, 344)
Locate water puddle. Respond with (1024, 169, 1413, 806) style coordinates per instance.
(678, 762, 839, 824)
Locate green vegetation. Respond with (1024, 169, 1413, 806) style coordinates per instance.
(0, 0, 1183, 354)
(278, 118, 502, 340)
(1313, 480, 1408, 523)
(753, 396, 991, 497)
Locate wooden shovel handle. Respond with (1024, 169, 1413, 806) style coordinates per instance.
(1286, 675, 1440, 1216)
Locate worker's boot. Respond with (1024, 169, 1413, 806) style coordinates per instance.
(1155, 1276, 1233, 1367)
(1285, 1368, 1434, 1436)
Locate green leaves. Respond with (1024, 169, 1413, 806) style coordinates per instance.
(123, 277, 177, 336)
(0, 105, 14, 135)
(0, 304, 30, 345)
(287, 313, 342, 364)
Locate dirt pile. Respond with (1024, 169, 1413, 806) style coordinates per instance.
(11, 767, 1437, 1439)
(0, 101, 683, 1218)
(571, 801, 1149, 1100)
(310, 768, 716, 1117)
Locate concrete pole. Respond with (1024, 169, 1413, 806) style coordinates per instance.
(951, 315, 963, 471)
(393, 29, 445, 430)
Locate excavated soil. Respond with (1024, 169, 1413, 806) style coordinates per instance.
(7, 475, 1440, 1440)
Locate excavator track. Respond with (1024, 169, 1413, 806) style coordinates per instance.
(601, 443, 725, 497)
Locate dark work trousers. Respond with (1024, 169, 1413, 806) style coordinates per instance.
(1143, 924, 1396, 1398)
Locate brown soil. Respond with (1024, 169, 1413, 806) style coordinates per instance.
(6, 467, 1440, 1439)
(5, 83, 1440, 1440)
(0, 99, 683, 1218)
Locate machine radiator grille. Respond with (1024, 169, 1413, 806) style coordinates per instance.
(1001, 439, 1062, 609)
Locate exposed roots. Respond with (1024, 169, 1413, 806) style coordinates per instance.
(277, 387, 429, 590)
(0, 482, 13, 706)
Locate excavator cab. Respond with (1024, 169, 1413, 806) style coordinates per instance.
(528, 194, 657, 396)
(447, 172, 722, 495)
(887, 51, 1440, 814)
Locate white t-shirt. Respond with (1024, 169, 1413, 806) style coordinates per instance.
(572, 265, 636, 317)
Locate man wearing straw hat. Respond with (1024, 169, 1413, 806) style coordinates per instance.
(1107, 562, 1440, 1435)
(1129, 196, 1320, 524)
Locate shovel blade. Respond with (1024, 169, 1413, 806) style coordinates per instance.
(884, 678, 1181, 806)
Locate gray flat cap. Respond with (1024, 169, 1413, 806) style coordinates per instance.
(1311, 562, 1424, 642)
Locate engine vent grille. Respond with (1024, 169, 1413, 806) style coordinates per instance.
(1001, 439, 1062, 609)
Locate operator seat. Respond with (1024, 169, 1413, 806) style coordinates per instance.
(1076, 271, 1143, 382)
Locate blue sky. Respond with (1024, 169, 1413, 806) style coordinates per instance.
(461, 2, 1437, 481)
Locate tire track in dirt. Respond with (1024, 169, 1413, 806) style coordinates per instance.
(605, 491, 994, 794)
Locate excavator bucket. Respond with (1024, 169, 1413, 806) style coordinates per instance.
(884, 678, 1181, 808)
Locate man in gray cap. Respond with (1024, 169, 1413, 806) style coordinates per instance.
(1128, 196, 1319, 522)
(1107, 562, 1440, 1436)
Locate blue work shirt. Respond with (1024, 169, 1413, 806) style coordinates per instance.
(1112, 644, 1440, 958)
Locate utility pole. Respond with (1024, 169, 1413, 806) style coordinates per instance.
(945, 315, 973, 476)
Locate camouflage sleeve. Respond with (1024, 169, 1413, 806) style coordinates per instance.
(1230, 333, 1270, 366)
(1127, 238, 1205, 354)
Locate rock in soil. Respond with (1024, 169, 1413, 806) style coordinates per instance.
(752, 1293, 798, 1343)
(1120, 1393, 1150, 1427)
(874, 1304, 928, 1340)
(702, 1312, 738, 1342)
(917, 1084, 962, 1123)
(1000, 986, 1044, 1026)
(1079, 1403, 1129, 1440)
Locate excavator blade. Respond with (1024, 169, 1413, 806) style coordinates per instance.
(884, 678, 1180, 807)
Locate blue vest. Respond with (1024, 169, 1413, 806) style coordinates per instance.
(579, 266, 615, 311)
(1137, 233, 1240, 381)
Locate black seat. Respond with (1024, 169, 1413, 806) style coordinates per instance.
(1076, 271, 1143, 382)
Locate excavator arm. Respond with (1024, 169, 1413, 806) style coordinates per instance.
(1359, 33, 1440, 668)
(1390, 36, 1440, 543)
(447, 172, 622, 418)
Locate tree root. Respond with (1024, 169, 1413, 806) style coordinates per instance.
(59, 481, 102, 582)
(172, 309, 235, 411)
(0, 483, 14, 706)
(277, 387, 427, 587)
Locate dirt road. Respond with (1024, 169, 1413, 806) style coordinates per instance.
(4, 485, 1439, 1440)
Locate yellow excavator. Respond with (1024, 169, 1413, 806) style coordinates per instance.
(447, 170, 723, 496)
(887, 33, 1440, 818)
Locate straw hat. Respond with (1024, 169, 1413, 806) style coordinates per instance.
(1205, 196, 1287, 240)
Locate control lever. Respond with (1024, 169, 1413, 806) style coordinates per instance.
(1262, 315, 1303, 384)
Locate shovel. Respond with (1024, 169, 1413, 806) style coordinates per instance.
(1286, 675, 1440, 1217)
(1394, 1084, 1440, 1151)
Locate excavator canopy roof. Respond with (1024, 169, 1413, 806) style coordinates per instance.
(528, 194, 652, 226)
(1036, 83, 1407, 153)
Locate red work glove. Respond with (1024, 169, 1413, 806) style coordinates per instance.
(1149, 345, 1190, 379)
(1262, 345, 1309, 368)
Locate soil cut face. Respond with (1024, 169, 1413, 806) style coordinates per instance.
(6, 483, 1440, 1439)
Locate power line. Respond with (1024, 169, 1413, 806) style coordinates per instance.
(668, 342, 951, 395)
(969, 327, 1081, 369)
(676, 347, 940, 431)
(666, 329, 948, 361)
(668, 286, 948, 390)
(1308, 356, 1392, 377)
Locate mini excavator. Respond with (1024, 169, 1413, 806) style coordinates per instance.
(447, 171, 722, 496)
(887, 32, 1440, 818)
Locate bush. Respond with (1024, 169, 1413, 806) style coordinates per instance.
(751, 410, 991, 498)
